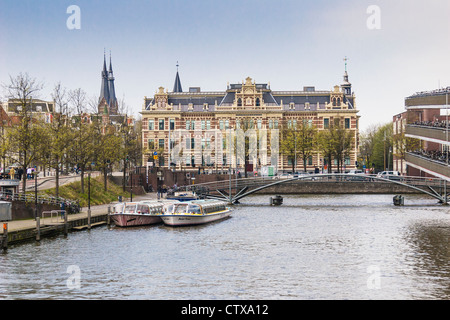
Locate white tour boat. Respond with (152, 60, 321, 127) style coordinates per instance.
(161, 199, 232, 226)
(110, 200, 179, 227)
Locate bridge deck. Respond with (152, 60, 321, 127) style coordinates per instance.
(180, 174, 449, 204)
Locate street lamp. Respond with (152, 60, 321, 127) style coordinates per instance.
(34, 168, 38, 220)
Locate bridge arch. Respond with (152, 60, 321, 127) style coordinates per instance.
(189, 174, 448, 204)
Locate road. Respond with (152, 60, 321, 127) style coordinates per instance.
(20, 171, 105, 192)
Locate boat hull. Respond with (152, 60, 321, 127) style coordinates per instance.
(161, 210, 231, 226)
(110, 214, 162, 227)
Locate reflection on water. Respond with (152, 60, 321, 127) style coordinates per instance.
(0, 194, 449, 300)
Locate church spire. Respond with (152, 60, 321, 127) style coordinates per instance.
(173, 61, 183, 93)
(108, 51, 118, 115)
(99, 51, 110, 107)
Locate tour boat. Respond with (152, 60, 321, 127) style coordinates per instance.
(166, 191, 198, 202)
(161, 199, 232, 227)
(110, 200, 179, 227)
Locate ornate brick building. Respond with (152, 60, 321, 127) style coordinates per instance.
(141, 65, 360, 173)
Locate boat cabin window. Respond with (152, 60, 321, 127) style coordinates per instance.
(188, 205, 201, 214)
(137, 204, 150, 214)
(114, 203, 124, 213)
(124, 204, 137, 213)
(167, 203, 189, 214)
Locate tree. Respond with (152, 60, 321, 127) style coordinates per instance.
(317, 118, 353, 173)
(46, 83, 71, 198)
(3, 73, 44, 193)
(67, 88, 93, 193)
(280, 120, 318, 173)
(358, 124, 379, 171)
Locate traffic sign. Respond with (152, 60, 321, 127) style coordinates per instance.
(154, 155, 158, 160)
(153, 152, 158, 156)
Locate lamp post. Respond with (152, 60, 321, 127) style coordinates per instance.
(34, 168, 38, 220)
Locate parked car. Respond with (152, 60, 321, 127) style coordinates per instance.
(376, 171, 402, 181)
(348, 169, 364, 174)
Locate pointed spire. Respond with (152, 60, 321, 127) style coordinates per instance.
(173, 61, 183, 93)
(108, 51, 118, 115)
(99, 51, 110, 107)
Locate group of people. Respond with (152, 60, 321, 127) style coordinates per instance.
(0, 167, 38, 180)
(156, 184, 178, 199)
(413, 149, 449, 164)
(413, 120, 449, 128)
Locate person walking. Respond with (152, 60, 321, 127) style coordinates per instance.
(9, 167, 15, 180)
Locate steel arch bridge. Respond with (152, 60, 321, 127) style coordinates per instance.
(182, 174, 449, 205)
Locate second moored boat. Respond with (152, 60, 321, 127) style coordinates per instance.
(161, 199, 232, 227)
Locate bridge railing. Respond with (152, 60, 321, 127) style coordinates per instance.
(181, 174, 446, 195)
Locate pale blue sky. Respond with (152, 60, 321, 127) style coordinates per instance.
(1, 0, 449, 131)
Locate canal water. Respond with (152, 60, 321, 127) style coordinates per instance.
(0, 194, 449, 300)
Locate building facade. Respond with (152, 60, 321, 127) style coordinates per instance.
(397, 88, 449, 180)
(141, 68, 360, 174)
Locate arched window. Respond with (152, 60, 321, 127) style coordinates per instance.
(256, 98, 260, 106)
(237, 98, 242, 106)
(332, 98, 337, 106)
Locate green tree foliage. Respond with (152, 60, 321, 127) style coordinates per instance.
(280, 120, 318, 172)
(317, 118, 353, 173)
(3, 73, 44, 193)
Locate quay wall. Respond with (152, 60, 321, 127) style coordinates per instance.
(252, 182, 424, 195)
(3, 214, 108, 246)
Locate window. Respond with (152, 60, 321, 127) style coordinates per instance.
(345, 118, 350, 129)
(274, 120, 279, 129)
(206, 120, 211, 130)
(159, 119, 165, 130)
(191, 138, 195, 149)
(220, 120, 224, 130)
(186, 120, 190, 130)
(237, 98, 242, 106)
(148, 119, 154, 130)
(170, 119, 175, 130)
(201, 120, 205, 130)
(225, 120, 229, 129)
(345, 157, 351, 166)
(324, 118, 329, 129)
(148, 139, 154, 150)
(186, 137, 191, 150)
(158, 139, 165, 149)
(269, 119, 273, 129)
(256, 98, 261, 106)
(257, 119, 262, 129)
(308, 156, 313, 166)
(191, 121, 195, 130)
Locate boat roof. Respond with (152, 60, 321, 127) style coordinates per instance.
(181, 199, 228, 207)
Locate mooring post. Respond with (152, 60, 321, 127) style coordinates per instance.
(107, 206, 111, 227)
(2, 223, 8, 251)
(36, 217, 40, 242)
(64, 210, 68, 236)
(88, 208, 91, 230)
